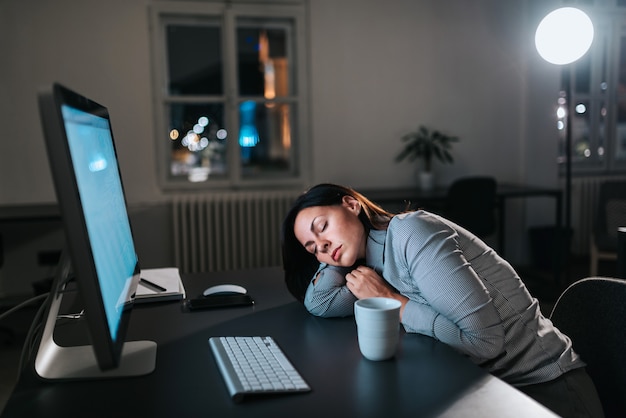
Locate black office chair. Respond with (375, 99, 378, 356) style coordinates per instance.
(590, 180, 626, 276)
(443, 176, 497, 238)
(549, 277, 626, 418)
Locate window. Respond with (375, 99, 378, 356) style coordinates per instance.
(150, 1, 309, 189)
(558, 0, 626, 174)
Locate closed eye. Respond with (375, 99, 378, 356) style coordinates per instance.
(303, 217, 327, 255)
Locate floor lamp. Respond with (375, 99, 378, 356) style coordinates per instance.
(535, 7, 594, 282)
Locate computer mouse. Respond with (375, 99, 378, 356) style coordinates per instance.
(203, 284, 247, 297)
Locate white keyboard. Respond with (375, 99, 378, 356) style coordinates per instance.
(209, 336, 311, 402)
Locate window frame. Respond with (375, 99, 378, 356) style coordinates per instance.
(149, 1, 310, 191)
(561, 2, 626, 175)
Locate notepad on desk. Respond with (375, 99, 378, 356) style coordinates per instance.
(135, 267, 186, 303)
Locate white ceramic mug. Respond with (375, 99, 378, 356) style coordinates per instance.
(354, 297, 401, 361)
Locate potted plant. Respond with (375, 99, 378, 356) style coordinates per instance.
(395, 125, 459, 190)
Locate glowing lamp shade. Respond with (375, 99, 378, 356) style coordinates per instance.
(535, 7, 594, 65)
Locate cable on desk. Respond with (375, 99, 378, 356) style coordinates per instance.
(0, 292, 50, 379)
(0, 293, 49, 323)
(18, 293, 50, 375)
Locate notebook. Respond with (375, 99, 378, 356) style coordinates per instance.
(135, 267, 186, 303)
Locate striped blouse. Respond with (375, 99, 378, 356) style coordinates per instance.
(304, 210, 584, 386)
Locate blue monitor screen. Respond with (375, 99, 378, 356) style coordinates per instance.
(61, 104, 137, 341)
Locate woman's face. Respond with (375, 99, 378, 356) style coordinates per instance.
(293, 196, 367, 267)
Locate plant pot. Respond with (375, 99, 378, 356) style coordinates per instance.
(419, 171, 434, 191)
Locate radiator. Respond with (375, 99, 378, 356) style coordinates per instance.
(571, 175, 626, 255)
(172, 191, 300, 273)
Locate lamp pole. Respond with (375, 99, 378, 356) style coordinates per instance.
(563, 67, 573, 241)
(535, 7, 593, 285)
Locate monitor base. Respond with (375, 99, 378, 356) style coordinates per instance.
(34, 253, 157, 380)
(35, 338, 157, 380)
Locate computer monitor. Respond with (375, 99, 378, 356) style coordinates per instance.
(35, 83, 156, 380)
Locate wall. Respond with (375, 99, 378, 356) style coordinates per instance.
(0, 0, 562, 296)
(309, 1, 535, 188)
(0, 203, 173, 297)
(0, 0, 159, 205)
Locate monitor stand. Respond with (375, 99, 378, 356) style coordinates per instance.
(34, 253, 157, 380)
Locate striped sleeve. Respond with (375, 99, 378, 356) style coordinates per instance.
(388, 214, 505, 360)
(304, 264, 357, 317)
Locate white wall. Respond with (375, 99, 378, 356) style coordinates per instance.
(0, 0, 562, 279)
(0, 0, 158, 204)
(309, 0, 545, 189)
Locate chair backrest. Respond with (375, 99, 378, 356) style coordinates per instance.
(550, 277, 626, 418)
(594, 180, 626, 251)
(445, 176, 496, 238)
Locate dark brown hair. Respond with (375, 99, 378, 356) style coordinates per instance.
(281, 184, 393, 302)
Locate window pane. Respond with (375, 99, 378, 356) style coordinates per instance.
(597, 100, 608, 161)
(239, 101, 295, 177)
(237, 24, 291, 97)
(573, 54, 591, 94)
(571, 99, 591, 161)
(616, 35, 626, 162)
(166, 24, 223, 95)
(616, 100, 626, 161)
(619, 35, 626, 94)
(168, 103, 227, 182)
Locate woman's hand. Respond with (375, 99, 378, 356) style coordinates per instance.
(345, 266, 393, 299)
(345, 267, 409, 319)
